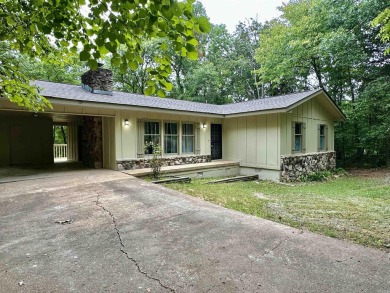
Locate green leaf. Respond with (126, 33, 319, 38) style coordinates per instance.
(185, 43, 196, 52)
(80, 50, 90, 61)
(187, 51, 198, 60)
(54, 31, 64, 38)
(161, 5, 173, 19)
(95, 37, 105, 47)
(135, 55, 144, 64)
(129, 60, 138, 70)
(176, 23, 185, 32)
(160, 42, 168, 51)
(165, 82, 173, 91)
(111, 56, 121, 67)
(98, 45, 109, 55)
(87, 59, 98, 70)
(157, 89, 166, 97)
(41, 25, 52, 34)
(120, 63, 127, 74)
(93, 51, 101, 59)
(186, 38, 198, 47)
(145, 86, 156, 96)
(198, 16, 211, 33)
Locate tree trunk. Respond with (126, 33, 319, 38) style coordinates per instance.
(311, 57, 324, 89)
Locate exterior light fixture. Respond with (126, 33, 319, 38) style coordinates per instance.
(124, 119, 129, 126)
(33, 113, 39, 118)
(202, 122, 206, 128)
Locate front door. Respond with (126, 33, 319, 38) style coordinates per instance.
(211, 124, 222, 160)
(10, 125, 30, 165)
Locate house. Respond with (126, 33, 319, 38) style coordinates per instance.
(0, 68, 345, 181)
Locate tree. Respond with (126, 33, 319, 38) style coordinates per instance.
(183, 24, 234, 104)
(19, 52, 84, 85)
(254, 0, 390, 167)
(373, 7, 390, 54)
(231, 18, 263, 101)
(111, 40, 164, 95)
(0, 0, 211, 110)
(185, 62, 232, 104)
(0, 42, 51, 111)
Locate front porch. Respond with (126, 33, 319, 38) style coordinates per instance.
(121, 160, 240, 178)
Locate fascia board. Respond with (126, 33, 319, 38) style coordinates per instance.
(48, 97, 224, 118)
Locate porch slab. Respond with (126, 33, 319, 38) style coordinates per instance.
(121, 160, 240, 178)
(0, 162, 86, 184)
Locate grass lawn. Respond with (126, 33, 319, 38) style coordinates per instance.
(163, 169, 390, 250)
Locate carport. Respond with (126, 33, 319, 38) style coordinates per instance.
(0, 107, 116, 170)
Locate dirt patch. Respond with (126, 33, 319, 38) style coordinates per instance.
(347, 168, 390, 180)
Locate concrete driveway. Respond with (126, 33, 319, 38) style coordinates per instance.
(0, 169, 389, 292)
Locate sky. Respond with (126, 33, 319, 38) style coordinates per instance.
(198, 0, 286, 32)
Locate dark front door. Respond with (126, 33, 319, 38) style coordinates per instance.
(211, 124, 222, 160)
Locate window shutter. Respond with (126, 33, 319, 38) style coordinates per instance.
(325, 125, 329, 151)
(195, 125, 201, 155)
(317, 124, 321, 152)
(137, 120, 144, 158)
(302, 123, 306, 153)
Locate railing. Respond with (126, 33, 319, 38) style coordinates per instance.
(54, 144, 68, 161)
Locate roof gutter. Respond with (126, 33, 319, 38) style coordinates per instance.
(47, 97, 225, 118)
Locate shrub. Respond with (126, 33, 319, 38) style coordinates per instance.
(144, 141, 162, 179)
(301, 171, 332, 182)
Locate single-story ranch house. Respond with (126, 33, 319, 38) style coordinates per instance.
(0, 68, 345, 181)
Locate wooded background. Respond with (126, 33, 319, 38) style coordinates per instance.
(2, 0, 389, 168)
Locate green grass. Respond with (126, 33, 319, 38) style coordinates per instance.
(164, 174, 390, 249)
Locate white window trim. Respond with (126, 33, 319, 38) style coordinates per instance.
(163, 121, 179, 155)
(142, 120, 161, 157)
(181, 122, 196, 154)
(318, 124, 328, 152)
(137, 119, 201, 158)
(292, 121, 306, 154)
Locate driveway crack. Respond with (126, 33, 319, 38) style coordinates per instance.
(95, 191, 175, 292)
(261, 239, 284, 257)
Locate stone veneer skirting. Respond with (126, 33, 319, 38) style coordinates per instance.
(280, 151, 336, 182)
(117, 155, 212, 171)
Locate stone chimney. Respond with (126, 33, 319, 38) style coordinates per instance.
(81, 63, 113, 95)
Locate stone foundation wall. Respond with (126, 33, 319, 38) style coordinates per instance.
(280, 151, 336, 182)
(117, 155, 212, 170)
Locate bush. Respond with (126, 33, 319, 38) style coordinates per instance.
(301, 171, 332, 182)
(144, 142, 162, 180)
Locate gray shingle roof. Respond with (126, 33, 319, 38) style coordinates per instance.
(34, 80, 321, 116)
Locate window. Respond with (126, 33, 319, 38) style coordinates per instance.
(318, 124, 328, 151)
(292, 122, 305, 153)
(164, 122, 178, 154)
(182, 123, 195, 153)
(144, 121, 160, 154)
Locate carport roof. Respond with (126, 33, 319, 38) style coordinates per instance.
(34, 80, 344, 119)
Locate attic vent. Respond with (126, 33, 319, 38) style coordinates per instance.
(81, 63, 113, 95)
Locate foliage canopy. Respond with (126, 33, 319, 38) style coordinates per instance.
(0, 0, 210, 110)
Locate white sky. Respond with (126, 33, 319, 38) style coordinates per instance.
(198, 0, 286, 32)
